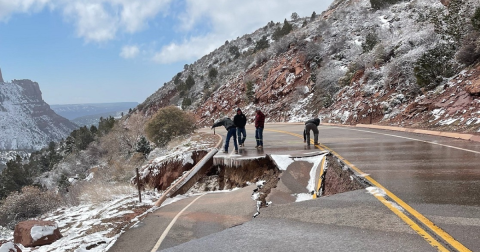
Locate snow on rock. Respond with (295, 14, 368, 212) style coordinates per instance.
(30, 224, 58, 242)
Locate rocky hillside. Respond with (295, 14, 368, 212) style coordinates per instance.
(138, 0, 480, 133)
(0, 71, 78, 150)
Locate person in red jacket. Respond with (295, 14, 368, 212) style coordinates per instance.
(254, 108, 265, 149)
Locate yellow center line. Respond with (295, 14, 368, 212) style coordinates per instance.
(265, 128, 470, 252)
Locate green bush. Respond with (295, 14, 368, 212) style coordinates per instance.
(472, 7, 480, 31)
(208, 68, 218, 79)
(370, 0, 403, 10)
(362, 32, 378, 53)
(254, 35, 269, 52)
(185, 74, 195, 89)
(135, 136, 152, 156)
(245, 81, 255, 102)
(272, 19, 293, 41)
(414, 44, 455, 90)
(229, 45, 240, 59)
(145, 106, 196, 147)
(181, 97, 192, 109)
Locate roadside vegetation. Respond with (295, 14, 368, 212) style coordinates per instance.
(0, 107, 195, 229)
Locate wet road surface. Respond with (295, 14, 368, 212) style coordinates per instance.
(110, 124, 480, 251)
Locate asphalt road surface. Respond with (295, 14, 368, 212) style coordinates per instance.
(110, 124, 480, 251)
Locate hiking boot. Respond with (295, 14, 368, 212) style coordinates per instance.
(235, 150, 238, 154)
(314, 142, 319, 145)
(257, 145, 263, 149)
(222, 150, 228, 153)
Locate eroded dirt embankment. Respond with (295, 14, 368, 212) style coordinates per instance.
(323, 155, 365, 196)
(135, 150, 208, 191)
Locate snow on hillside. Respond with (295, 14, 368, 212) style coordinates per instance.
(137, 0, 480, 133)
(0, 80, 78, 150)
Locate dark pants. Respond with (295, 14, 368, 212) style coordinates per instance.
(237, 127, 246, 145)
(225, 127, 238, 152)
(305, 123, 319, 145)
(255, 127, 264, 147)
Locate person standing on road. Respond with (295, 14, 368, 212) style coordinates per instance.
(212, 117, 238, 154)
(233, 108, 247, 147)
(303, 117, 320, 146)
(254, 108, 265, 149)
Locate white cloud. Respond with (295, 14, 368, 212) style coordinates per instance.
(62, 0, 172, 43)
(120, 45, 140, 59)
(152, 0, 334, 64)
(153, 34, 221, 64)
(0, 0, 172, 42)
(0, 0, 52, 21)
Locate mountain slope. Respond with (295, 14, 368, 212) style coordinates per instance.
(0, 78, 78, 150)
(138, 0, 480, 133)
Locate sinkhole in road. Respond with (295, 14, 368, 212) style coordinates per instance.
(186, 153, 366, 209)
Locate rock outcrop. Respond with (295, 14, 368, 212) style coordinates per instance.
(14, 220, 62, 247)
(0, 68, 4, 83)
(0, 76, 78, 150)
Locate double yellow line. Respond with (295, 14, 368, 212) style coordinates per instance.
(266, 128, 471, 252)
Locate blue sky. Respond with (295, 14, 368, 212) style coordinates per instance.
(0, 0, 333, 105)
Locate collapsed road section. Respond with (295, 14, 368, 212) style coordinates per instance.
(137, 148, 368, 216)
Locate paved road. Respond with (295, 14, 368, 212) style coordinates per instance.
(110, 124, 480, 251)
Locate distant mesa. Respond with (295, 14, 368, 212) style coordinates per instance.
(0, 70, 77, 151)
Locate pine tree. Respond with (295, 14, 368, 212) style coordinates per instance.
(311, 11, 317, 21)
(135, 136, 152, 156)
(186, 74, 195, 90)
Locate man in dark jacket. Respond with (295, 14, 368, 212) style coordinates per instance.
(254, 108, 265, 149)
(303, 117, 320, 146)
(212, 117, 238, 154)
(233, 108, 247, 147)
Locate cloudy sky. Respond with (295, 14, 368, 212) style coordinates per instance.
(0, 0, 333, 104)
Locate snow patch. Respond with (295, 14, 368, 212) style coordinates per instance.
(269, 155, 294, 170)
(31, 224, 57, 242)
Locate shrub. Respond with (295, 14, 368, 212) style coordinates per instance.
(135, 136, 152, 156)
(370, 0, 403, 10)
(456, 31, 480, 66)
(414, 44, 456, 90)
(173, 72, 182, 85)
(291, 12, 299, 21)
(254, 35, 270, 52)
(0, 186, 62, 229)
(145, 106, 196, 147)
(185, 74, 195, 90)
(272, 19, 293, 41)
(245, 81, 255, 102)
(229, 45, 240, 59)
(273, 36, 292, 55)
(473, 7, 480, 31)
(311, 11, 317, 21)
(362, 32, 378, 53)
(208, 68, 218, 79)
(255, 51, 268, 65)
(181, 97, 192, 109)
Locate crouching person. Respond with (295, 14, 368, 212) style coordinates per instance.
(303, 117, 320, 146)
(212, 117, 238, 154)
